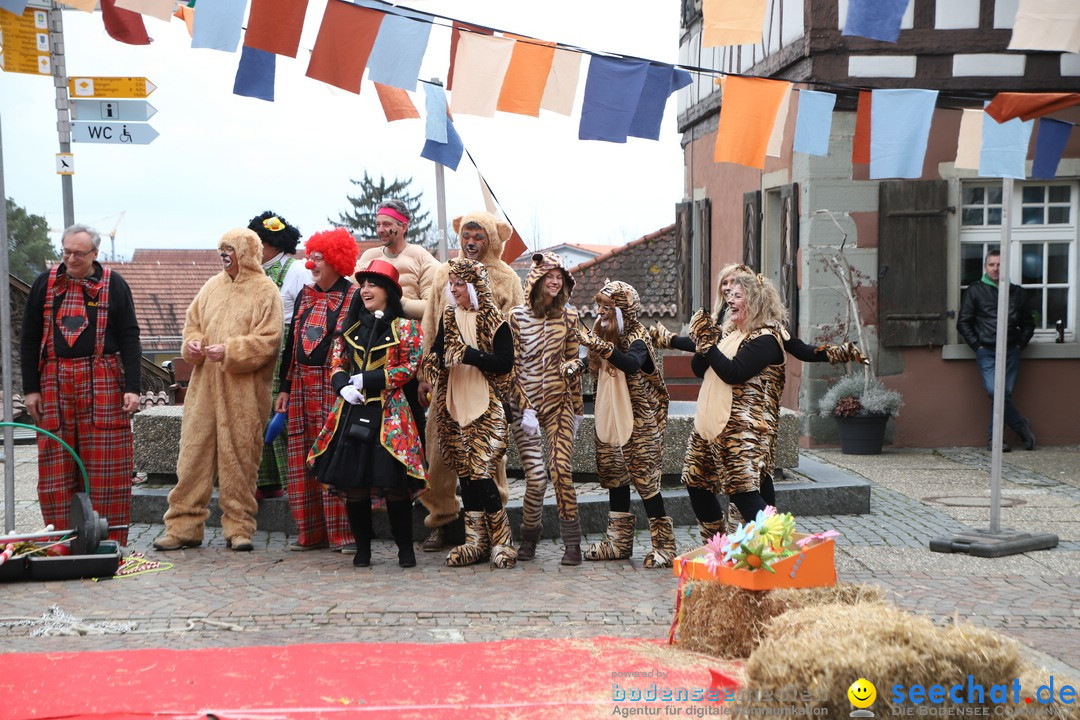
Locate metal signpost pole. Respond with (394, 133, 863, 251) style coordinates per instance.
(50, 4, 75, 228)
(0, 113, 17, 534)
(430, 78, 448, 262)
(988, 177, 1014, 534)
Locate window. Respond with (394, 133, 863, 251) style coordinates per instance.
(959, 181, 1076, 342)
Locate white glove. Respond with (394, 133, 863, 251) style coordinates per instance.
(340, 386, 363, 405)
(349, 372, 365, 389)
(572, 414, 584, 439)
(520, 408, 541, 437)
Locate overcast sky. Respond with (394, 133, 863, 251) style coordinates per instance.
(1, 0, 685, 260)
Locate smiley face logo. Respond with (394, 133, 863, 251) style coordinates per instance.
(848, 678, 876, 709)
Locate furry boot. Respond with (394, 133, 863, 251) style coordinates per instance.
(559, 519, 582, 566)
(386, 499, 416, 568)
(445, 511, 490, 567)
(516, 525, 542, 561)
(699, 518, 726, 544)
(584, 511, 636, 561)
(486, 509, 518, 569)
(643, 516, 677, 568)
(345, 500, 372, 568)
(726, 503, 746, 535)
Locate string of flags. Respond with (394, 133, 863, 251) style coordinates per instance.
(3, 0, 1078, 183)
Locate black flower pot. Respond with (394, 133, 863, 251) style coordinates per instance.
(834, 414, 890, 455)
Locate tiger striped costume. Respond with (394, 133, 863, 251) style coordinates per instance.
(508, 252, 584, 566)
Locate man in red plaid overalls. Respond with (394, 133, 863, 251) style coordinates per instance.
(20, 224, 142, 545)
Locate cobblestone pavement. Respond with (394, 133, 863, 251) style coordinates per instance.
(1, 444, 1077, 680)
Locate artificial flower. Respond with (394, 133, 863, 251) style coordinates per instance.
(795, 530, 840, 548)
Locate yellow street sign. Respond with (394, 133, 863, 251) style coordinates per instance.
(68, 76, 157, 99)
(0, 7, 51, 77)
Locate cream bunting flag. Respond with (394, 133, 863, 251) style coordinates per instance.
(539, 48, 583, 116)
(703, 0, 767, 47)
(954, 108, 983, 170)
(766, 82, 794, 158)
(450, 33, 515, 117)
(116, 0, 176, 22)
(1008, 0, 1080, 54)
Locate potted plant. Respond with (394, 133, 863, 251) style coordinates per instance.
(811, 210, 903, 454)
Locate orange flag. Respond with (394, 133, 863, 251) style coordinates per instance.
(985, 92, 1080, 122)
(173, 5, 194, 36)
(713, 76, 791, 168)
(703, 0, 766, 46)
(496, 35, 556, 117)
(502, 228, 528, 264)
(244, 0, 309, 58)
(374, 83, 420, 122)
(852, 90, 872, 164)
(306, 0, 383, 94)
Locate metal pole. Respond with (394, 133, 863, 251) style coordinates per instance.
(988, 177, 1014, 534)
(0, 112, 17, 534)
(51, 4, 74, 228)
(430, 78, 448, 262)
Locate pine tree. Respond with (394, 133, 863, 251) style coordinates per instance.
(6, 198, 58, 283)
(330, 172, 433, 246)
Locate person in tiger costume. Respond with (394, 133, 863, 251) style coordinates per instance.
(651, 264, 866, 541)
(561, 281, 675, 568)
(423, 258, 518, 569)
(416, 212, 523, 553)
(508, 252, 585, 566)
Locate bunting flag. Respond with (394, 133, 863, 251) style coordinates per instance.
(192, 0, 246, 52)
(478, 171, 498, 214)
(766, 83, 794, 157)
(175, 4, 194, 36)
(539, 49, 583, 116)
(852, 90, 872, 164)
(424, 83, 448, 142)
(628, 64, 692, 141)
(979, 113, 1033, 179)
(954, 108, 983, 170)
(100, 0, 150, 45)
(713, 75, 791, 168)
(578, 57, 650, 143)
(374, 83, 420, 122)
(869, 89, 937, 179)
(496, 35, 557, 117)
(702, 0, 766, 47)
(59, 0, 98, 11)
(1031, 118, 1072, 179)
(244, 0, 309, 58)
(793, 89, 836, 156)
(450, 33, 515, 117)
(985, 92, 1080, 123)
(503, 228, 528, 264)
(1007, 0, 1080, 54)
(0, 0, 29, 15)
(842, 0, 910, 43)
(447, 22, 493, 92)
(115, 0, 174, 22)
(233, 45, 276, 102)
(421, 117, 464, 171)
(367, 13, 431, 92)
(306, 0, 383, 94)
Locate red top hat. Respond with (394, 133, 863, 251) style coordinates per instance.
(354, 258, 403, 296)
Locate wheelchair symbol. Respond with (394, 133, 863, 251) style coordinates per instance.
(120, 125, 133, 143)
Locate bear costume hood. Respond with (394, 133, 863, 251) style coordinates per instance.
(218, 228, 266, 282)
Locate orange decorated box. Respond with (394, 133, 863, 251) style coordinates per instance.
(672, 533, 837, 591)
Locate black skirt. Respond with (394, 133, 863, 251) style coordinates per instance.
(313, 401, 420, 497)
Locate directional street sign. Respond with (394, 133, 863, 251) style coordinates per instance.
(68, 77, 156, 99)
(71, 99, 157, 122)
(0, 6, 51, 76)
(71, 122, 159, 145)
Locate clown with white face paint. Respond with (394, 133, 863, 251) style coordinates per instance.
(562, 280, 675, 569)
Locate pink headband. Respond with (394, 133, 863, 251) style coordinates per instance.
(377, 207, 409, 226)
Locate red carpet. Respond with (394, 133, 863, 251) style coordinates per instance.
(2, 637, 741, 719)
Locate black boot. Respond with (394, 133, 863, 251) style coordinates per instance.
(345, 500, 372, 567)
(387, 499, 416, 568)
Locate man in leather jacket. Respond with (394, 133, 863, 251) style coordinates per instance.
(956, 250, 1036, 452)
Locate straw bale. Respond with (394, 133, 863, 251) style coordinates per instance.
(674, 581, 885, 659)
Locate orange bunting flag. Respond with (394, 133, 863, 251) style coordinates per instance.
(244, 0, 309, 58)
(985, 92, 1080, 123)
(852, 90, 872, 164)
(447, 22, 493, 92)
(174, 4, 194, 36)
(450, 33, 515, 117)
(502, 228, 528, 264)
(713, 76, 791, 168)
(497, 35, 557, 117)
(703, 0, 767, 47)
(539, 49, 583, 116)
(58, 0, 97, 11)
(374, 83, 420, 122)
(306, 0, 383, 94)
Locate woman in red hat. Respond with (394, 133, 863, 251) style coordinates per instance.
(275, 228, 360, 553)
(307, 258, 427, 568)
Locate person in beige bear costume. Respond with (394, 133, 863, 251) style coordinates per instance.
(153, 228, 284, 552)
(417, 212, 524, 552)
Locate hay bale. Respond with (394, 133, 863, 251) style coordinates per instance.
(674, 581, 884, 659)
(1011, 665, 1080, 720)
(739, 603, 1028, 716)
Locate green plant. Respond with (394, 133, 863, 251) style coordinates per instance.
(818, 373, 902, 418)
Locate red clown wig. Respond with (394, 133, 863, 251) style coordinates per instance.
(304, 228, 359, 279)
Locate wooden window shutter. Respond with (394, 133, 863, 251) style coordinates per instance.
(743, 191, 762, 271)
(878, 180, 949, 346)
(675, 200, 693, 321)
(780, 183, 799, 336)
